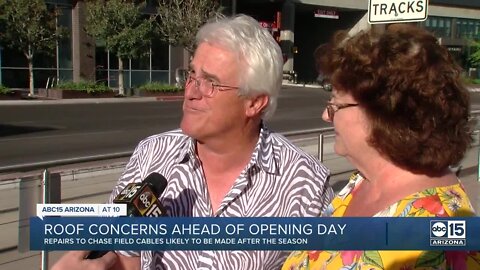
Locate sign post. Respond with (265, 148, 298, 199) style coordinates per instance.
(368, 0, 429, 24)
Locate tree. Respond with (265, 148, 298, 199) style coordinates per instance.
(0, 0, 64, 96)
(469, 39, 480, 68)
(155, 0, 222, 53)
(85, 0, 154, 96)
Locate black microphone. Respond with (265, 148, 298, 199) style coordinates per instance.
(113, 173, 168, 217)
(86, 173, 168, 259)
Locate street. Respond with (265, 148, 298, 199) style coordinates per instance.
(1, 85, 480, 168)
(1, 85, 480, 270)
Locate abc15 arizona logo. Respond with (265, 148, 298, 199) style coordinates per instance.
(430, 220, 466, 246)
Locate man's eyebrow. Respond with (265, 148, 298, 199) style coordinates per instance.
(188, 66, 221, 82)
(201, 69, 220, 82)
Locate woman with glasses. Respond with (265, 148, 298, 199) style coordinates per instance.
(282, 24, 479, 269)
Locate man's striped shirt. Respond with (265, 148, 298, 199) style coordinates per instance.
(108, 127, 333, 270)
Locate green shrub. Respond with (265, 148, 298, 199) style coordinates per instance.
(138, 82, 182, 92)
(463, 76, 480, 85)
(56, 81, 111, 94)
(0, 85, 11, 95)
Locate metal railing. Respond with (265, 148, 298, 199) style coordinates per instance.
(0, 110, 479, 269)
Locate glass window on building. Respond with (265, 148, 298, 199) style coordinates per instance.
(149, 39, 169, 84)
(456, 19, 480, 39)
(131, 54, 150, 70)
(94, 38, 170, 87)
(445, 20, 451, 37)
(95, 45, 110, 84)
(421, 16, 452, 38)
(131, 54, 151, 87)
(58, 6, 72, 70)
(0, 2, 72, 88)
(108, 52, 120, 70)
(151, 39, 169, 71)
(55, 5, 73, 82)
(1, 50, 28, 68)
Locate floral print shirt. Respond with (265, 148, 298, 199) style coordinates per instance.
(282, 173, 479, 270)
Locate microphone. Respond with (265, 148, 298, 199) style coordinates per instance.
(113, 173, 168, 217)
(86, 173, 168, 259)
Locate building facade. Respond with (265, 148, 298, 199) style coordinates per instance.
(1, 0, 479, 89)
(0, 0, 172, 90)
(237, 0, 480, 82)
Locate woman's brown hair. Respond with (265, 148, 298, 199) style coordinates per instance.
(317, 24, 472, 175)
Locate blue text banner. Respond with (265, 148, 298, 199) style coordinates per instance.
(30, 217, 480, 251)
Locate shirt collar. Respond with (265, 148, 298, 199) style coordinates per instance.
(247, 125, 280, 175)
(175, 125, 281, 175)
(175, 136, 195, 164)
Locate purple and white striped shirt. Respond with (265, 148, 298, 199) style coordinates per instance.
(108, 126, 333, 270)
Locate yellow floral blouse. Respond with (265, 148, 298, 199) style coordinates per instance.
(282, 173, 479, 270)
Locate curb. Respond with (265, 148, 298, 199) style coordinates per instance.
(283, 82, 320, 88)
(0, 96, 182, 106)
(155, 95, 184, 101)
(284, 83, 480, 92)
(469, 87, 480, 93)
(2, 85, 479, 105)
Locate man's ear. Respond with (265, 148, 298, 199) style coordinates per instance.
(245, 94, 269, 117)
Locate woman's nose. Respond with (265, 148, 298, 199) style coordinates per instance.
(322, 108, 331, 123)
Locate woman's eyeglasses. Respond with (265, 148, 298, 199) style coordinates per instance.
(326, 102, 358, 121)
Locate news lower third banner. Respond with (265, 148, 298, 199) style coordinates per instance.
(30, 217, 480, 251)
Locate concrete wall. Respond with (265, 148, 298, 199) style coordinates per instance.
(430, 0, 480, 9)
(72, 1, 95, 82)
(288, 0, 480, 83)
(299, 0, 367, 10)
(298, 0, 480, 19)
(429, 5, 480, 19)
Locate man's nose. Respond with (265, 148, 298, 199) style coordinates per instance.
(184, 80, 202, 99)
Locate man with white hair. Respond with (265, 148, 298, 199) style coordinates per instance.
(53, 14, 333, 270)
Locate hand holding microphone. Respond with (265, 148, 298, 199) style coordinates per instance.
(52, 250, 117, 270)
(86, 173, 168, 259)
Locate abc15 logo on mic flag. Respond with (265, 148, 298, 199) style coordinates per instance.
(132, 185, 163, 217)
(114, 182, 164, 217)
(430, 220, 466, 246)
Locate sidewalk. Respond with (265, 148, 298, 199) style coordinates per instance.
(0, 83, 316, 105)
(0, 145, 479, 270)
(0, 94, 184, 106)
(2, 83, 479, 106)
(1, 83, 479, 269)
(0, 84, 310, 106)
(0, 83, 310, 106)
(468, 85, 480, 93)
